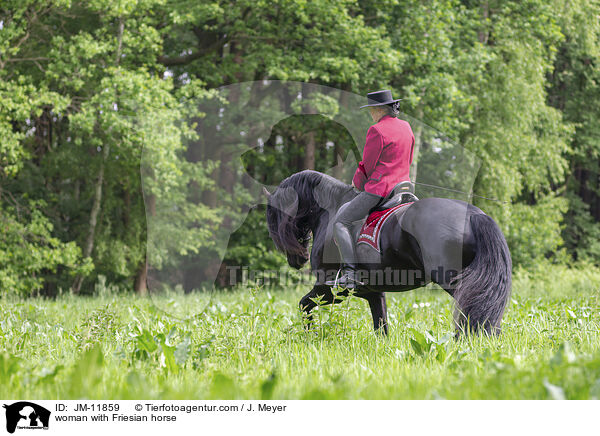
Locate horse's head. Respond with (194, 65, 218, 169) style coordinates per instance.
(265, 184, 312, 269)
(265, 170, 353, 269)
(264, 171, 333, 269)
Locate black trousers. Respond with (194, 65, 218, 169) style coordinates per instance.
(333, 190, 382, 266)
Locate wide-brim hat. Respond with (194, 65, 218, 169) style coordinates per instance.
(359, 89, 402, 108)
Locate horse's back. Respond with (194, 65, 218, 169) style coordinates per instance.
(402, 197, 480, 236)
(386, 197, 480, 288)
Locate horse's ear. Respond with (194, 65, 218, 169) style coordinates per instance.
(284, 197, 298, 217)
(262, 186, 272, 197)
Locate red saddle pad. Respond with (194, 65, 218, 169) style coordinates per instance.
(357, 202, 414, 252)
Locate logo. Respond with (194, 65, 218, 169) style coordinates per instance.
(3, 402, 50, 434)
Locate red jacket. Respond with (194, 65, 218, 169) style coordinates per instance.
(352, 115, 415, 197)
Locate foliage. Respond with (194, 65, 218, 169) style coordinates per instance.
(505, 196, 569, 267)
(0, 200, 91, 295)
(0, 0, 599, 295)
(547, 0, 600, 263)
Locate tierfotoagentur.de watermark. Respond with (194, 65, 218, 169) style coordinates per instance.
(225, 265, 459, 288)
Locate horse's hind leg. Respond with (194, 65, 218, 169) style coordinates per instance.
(363, 292, 389, 335)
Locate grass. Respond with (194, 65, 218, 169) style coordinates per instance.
(1, 263, 600, 399)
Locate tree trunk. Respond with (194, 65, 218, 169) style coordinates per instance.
(200, 104, 222, 208)
(594, 170, 600, 221)
(478, 2, 490, 44)
(333, 142, 343, 179)
(72, 143, 109, 293)
(135, 193, 155, 295)
(72, 18, 124, 294)
(303, 131, 316, 170)
(410, 108, 424, 183)
(134, 258, 148, 295)
(301, 83, 317, 170)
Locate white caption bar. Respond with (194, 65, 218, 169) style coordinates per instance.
(0, 400, 594, 435)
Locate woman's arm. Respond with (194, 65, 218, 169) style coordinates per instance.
(352, 126, 384, 190)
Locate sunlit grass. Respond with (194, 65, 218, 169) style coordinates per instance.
(0, 264, 599, 399)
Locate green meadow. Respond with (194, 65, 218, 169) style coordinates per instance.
(0, 263, 599, 400)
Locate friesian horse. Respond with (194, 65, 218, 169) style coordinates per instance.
(265, 170, 511, 336)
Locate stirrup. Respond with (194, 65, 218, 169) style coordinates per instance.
(325, 268, 364, 288)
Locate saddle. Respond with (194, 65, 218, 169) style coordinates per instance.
(358, 181, 418, 252)
(369, 181, 418, 213)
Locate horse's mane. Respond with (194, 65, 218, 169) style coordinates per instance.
(266, 170, 353, 255)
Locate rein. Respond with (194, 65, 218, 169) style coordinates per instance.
(413, 182, 511, 204)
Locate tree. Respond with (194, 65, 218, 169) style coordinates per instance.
(547, 0, 600, 263)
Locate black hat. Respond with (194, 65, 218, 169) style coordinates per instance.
(359, 89, 402, 108)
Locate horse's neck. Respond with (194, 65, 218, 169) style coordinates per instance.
(310, 174, 356, 213)
(308, 176, 356, 264)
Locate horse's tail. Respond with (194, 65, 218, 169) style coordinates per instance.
(452, 211, 512, 336)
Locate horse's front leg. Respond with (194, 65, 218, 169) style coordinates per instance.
(299, 284, 337, 329)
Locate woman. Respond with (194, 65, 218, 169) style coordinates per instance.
(326, 90, 415, 289)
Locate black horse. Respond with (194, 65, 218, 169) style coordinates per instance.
(265, 170, 512, 336)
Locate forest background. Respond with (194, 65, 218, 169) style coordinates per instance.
(1, 0, 599, 295)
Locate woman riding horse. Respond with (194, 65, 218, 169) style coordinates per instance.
(265, 91, 512, 336)
(325, 90, 415, 289)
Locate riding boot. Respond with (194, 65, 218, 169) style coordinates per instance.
(325, 221, 364, 289)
